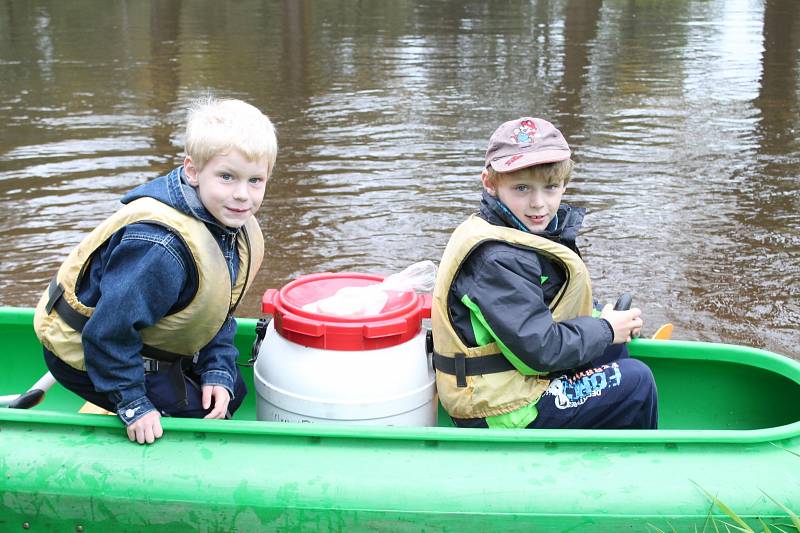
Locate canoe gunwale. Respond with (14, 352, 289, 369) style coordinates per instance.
(2, 406, 799, 445)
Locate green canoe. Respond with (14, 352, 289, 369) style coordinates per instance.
(1, 306, 799, 531)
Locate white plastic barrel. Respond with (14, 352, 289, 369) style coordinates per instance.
(253, 272, 437, 426)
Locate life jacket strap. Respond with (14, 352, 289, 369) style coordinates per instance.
(47, 277, 89, 332)
(432, 351, 516, 388)
(46, 275, 190, 364)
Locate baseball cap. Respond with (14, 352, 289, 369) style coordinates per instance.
(484, 117, 571, 172)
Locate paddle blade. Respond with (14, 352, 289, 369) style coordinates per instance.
(8, 388, 46, 409)
(651, 323, 674, 340)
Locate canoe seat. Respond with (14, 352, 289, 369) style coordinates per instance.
(79, 402, 114, 415)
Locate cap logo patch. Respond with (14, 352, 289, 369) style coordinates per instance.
(505, 154, 525, 166)
(510, 119, 537, 144)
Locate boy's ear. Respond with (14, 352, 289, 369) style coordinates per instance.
(481, 169, 497, 196)
(183, 156, 200, 187)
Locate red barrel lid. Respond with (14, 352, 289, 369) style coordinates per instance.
(262, 272, 432, 351)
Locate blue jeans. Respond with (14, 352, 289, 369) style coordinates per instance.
(527, 344, 658, 429)
(44, 349, 247, 419)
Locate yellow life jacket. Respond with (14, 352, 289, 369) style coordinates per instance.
(34, 197, 264, 371)
(431, 214, 593, 419)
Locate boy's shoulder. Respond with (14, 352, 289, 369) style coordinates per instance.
(472, 239, 540, 258)
(105, 220, 194, 272)
(119, 219, 190, 242)
(462, 239, 542, 278)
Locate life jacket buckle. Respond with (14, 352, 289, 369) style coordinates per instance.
(45, 277, 65, 314)
(143, 357, 162, 373)
(454, 353, 467, 388)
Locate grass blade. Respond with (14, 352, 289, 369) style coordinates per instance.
(769, 442, 800, 460)
(716, 520, 753, 532)
(693, 482, 752, 531)
(760, 491, 800, 531)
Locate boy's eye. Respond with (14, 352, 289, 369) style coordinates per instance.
(249, 176, 265, 184)
(514, 184, 528, 192)
(220, 173, 233, 181)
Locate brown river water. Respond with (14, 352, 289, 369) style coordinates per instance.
(0, 0, 798, 358)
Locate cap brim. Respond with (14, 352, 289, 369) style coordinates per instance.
(489, 149, 571, 173)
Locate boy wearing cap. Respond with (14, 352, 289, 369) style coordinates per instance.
(431, 117, 657, 429)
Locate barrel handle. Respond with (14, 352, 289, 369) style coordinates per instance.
(420, 293, 432, 319)
(262, 288, 278, 314)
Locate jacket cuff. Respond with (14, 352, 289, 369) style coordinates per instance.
(599, 318, 615, 344)
(201, 370, 235, 400)
(116, 396, 157, 426)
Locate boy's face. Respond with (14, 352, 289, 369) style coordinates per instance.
(481, 168, 566, 233)
(184, 149, 269, 228)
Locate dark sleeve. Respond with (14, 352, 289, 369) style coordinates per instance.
(81, 225, 191, 420)
(194, 316, 238, 398)
(452, 242, 612, 373)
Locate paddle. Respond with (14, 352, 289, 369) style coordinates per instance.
(612, 293, 642, 339)
(651, 323, 674, 340)
(0, 371, 57, 409)
(613, 293, 632, 311)
(612, 292, 674, 340)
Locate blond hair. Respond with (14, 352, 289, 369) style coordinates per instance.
(185, 97, 277, 175)
(485, 159, 574, 188)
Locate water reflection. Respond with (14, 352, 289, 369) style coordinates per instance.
(0, 0, 797, 358)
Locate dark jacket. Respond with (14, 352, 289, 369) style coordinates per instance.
(73, 167, 244, 425)
(447, 191, 613, 373)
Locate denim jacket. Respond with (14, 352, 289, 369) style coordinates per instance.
(76, 167, 244, 425)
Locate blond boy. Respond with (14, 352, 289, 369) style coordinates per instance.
(35, 98, 276, 444)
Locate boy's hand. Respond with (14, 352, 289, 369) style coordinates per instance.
(600, 304, 644, 344)
(126, 410, 163, 445)
(202, 385, 231, 419)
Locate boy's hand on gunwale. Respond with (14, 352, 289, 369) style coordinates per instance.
(600, 304, 644, 344)
(202, 385, 231, 419)
(126, 410, 163, 445)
